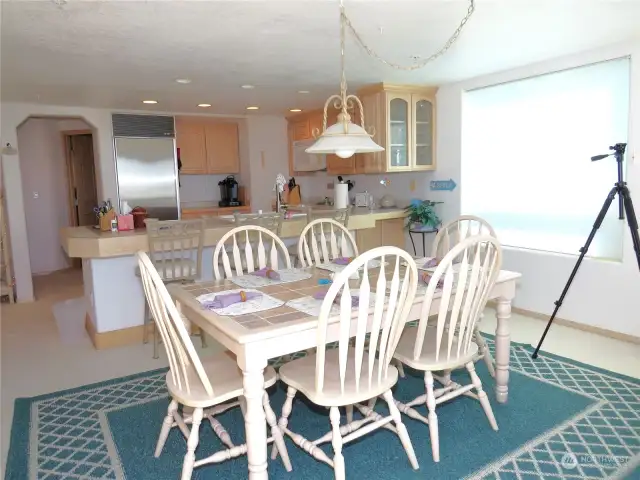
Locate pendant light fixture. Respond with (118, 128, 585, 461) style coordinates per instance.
(305, 0, 383, 159)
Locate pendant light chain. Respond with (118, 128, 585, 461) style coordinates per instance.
(342, 0, 475, 71)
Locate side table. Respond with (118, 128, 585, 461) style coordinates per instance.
(408, 226, 439, 257)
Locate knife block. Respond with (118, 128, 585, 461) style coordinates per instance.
(286, 185, 301, 206)
(99, 210, 116, 232)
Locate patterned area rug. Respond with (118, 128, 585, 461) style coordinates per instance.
(5, 338, 639, 479)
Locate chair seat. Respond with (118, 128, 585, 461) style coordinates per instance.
(393, 326, 478, 371)
(166, 352, 278, 408)
(278, 349, 398, 407)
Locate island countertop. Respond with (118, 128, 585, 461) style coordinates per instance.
(60, 207, 407, 259)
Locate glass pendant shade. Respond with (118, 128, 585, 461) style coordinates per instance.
(305, 114, 384, 158)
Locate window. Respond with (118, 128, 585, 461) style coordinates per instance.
(461, 58, 630, 259)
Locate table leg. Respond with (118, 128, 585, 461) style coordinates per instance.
(241, 358, 269, 479)
(421, 233, 426, 257)
(494, 298, 511, 403)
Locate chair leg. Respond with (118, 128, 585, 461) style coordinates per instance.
(330, 407, 345, 480)
(200, 328, 208, 349)
(425, 371, 440, 462)
(393, 359, 406, 378)
(345, 405, 354, 424)
(263, 393, 292, 472)
(382, 390, 418, 469)
(153, 322, 160, 359)
(466, 362, 498, 431)
(155, 399, 178, 457)
(143, 302, 150, 344)
(181, 407, 203, 480)
(367, 397, 377, 410)
(271, 386, 297, 460)
(474, 326, 496, 378)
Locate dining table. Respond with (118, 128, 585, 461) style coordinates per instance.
(168, 265, 521, 479)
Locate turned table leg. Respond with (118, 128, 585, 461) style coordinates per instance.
(241, 358, 269, 479)
(494, 298, 512, 404)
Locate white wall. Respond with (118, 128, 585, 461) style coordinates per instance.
(436, 41, 640, 338)
(245, 115, 289, 211)
(17, 118, 72, 274)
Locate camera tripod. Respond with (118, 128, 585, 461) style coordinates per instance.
(532, 143, 640, 359)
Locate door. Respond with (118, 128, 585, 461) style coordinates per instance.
(412, 95, 435, 170)
(68, 134, 98, 227)
(175, 118, 207, 174)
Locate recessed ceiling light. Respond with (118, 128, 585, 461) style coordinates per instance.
(198, 103, 212, 108)
(175, 78, 192, 84)
(241, 85, 255, 89)
(142, 100, 158, 104)
(298, 90, 310, 94)
(289, 109, 302, 112)
(246, 106, 259, 110)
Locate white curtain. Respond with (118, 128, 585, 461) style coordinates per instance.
(461, 57, 630, 259)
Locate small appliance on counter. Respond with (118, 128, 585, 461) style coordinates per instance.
(355, 191, 373, 208)
(218, 175, 241, 207)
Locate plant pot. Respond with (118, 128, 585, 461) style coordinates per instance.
(412, 222, 436, 232)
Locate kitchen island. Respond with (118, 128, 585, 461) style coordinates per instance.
(60, 208, 408, 349)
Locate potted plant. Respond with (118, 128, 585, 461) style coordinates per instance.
(404, 199, 442, 230)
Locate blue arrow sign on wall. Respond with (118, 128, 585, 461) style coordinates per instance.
(430, 179, 457, 191)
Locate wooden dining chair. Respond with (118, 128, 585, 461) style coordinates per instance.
(136, 251, 292, 479)
(288, 207, 351, 266)
(272, 246, 420, 479)
(392, 235, 502, 462)
(297, 218, 358, 267)
(212, 225, 291, 280)
(142, 218, 207, 358)
(430, 215, 498, 377)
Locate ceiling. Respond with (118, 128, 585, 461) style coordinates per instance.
(1, 0, 639, 115)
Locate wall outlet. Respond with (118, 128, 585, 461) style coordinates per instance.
(327, 183, 334, 190)
(32, 191, 39, 199)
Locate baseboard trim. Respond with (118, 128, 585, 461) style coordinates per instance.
(84, 314, 145, 349)
(487, 301, 640, 345)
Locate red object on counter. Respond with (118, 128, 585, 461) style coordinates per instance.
(131, 207, 148, 229)
(117, 214, 134, 231)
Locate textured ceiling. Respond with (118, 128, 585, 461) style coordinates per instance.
(1, 0, 640, 114)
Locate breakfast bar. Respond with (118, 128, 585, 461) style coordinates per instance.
(59, 208, 408, 349)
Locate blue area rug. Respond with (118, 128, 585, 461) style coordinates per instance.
(5, 338, 640, 479)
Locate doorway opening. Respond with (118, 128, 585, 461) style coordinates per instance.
(16, 116, 97, 300)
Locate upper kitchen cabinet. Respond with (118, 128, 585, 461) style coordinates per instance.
(175, 117, 207, 174)
(357, 83, 438, 172)
(205, 123, 240, 174)
(175, 117, 240, 175)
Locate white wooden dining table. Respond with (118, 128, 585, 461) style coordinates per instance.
(168, 267, 521, 479)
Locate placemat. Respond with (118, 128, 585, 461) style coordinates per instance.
(196, 289, 284, 316)
(229, 268, 313, 289)
(315, 259, 386, 279)
(286, 292, 377, 318)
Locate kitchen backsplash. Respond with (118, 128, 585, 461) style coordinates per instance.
(179, 174, 244, 204)
(295, 170, 438, 207)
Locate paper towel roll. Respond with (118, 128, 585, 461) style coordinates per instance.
(334, 183, 349, 209)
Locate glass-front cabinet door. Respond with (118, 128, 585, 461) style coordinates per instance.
(412, 95, 435, 169)
(387, 94, 411, 169)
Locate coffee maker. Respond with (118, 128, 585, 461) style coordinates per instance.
(218, 175, 241, 207)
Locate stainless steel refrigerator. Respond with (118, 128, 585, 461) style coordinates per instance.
(112, 114, 180, 220)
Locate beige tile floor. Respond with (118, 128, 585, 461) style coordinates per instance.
(1, 269, 639, 476)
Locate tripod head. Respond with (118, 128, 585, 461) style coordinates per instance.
(591, 143, 627, 162)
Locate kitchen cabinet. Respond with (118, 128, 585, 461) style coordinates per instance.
(175, 118, 207, 174)
(175, 117, 240, 175)
(355, 218, 406, 253)
(357, 83, 437, 172)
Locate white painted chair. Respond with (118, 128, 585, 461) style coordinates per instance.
(136, 251, 292, 479)
(288, 207, 351, 266)
(431, 215, 498, 377)
(392, 235, 502, 462)
(142, 218, 207, 358)
(213, 225, 291, 279)
(272, 247, 420, 479)
(297, 218, 358, 267)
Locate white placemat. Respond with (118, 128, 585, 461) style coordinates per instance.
(197, 289, 284, 316)
(229, 268, 313, 289)
(286, 292, 377, 318)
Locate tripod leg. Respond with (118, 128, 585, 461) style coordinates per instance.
(621, 186, 640, 271)
(532, 186, 618, 359)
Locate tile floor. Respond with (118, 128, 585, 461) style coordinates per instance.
(1, 269, 639, 477)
